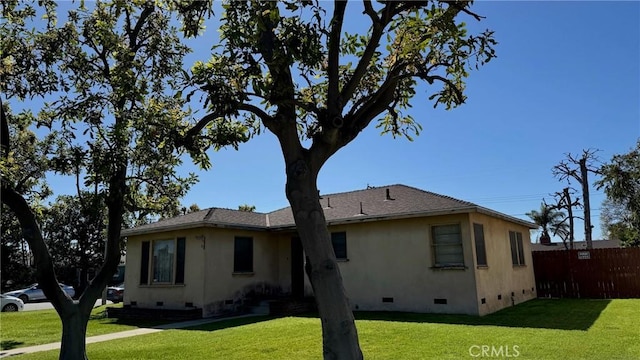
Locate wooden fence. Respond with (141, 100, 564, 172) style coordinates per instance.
(533, 248, 640, 299)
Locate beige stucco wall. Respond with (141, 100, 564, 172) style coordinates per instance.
(124, 212, 535, 317)
(329, 214, 479, 315)
(124, 228, 205, 311)
(200, 228, 280, 317)
(124, 227, 281, 317)
(468, 212, 536, 316)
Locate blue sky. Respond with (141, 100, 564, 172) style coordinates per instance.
(41, 1, 640, 242)
(174, 1, 640, 242)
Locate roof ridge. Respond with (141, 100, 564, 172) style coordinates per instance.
(318, 183, 407, 199)
(398, 184, 478, 207)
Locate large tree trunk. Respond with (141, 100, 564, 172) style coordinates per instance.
(59, 309, 91, 360)
(579, 158, 593, 249)
(285, 159, 363, 360)
(2, 184, 119, 360)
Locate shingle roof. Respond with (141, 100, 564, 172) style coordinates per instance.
(268, 184, 477, 227)
(121, 184, 535, 236)
(121, 207, 267, 236)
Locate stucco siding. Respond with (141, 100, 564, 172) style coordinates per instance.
(123, 211, 534, 317)
(200, 228, 280, 317)
(469, 212, 536, 316)
(124, 227, 282, 317)
(329, 214, 479, 315)
(124, 229, 206, 310)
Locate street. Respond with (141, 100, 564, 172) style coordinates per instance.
(23, 299, 113, 311)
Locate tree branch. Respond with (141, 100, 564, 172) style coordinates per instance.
(327, 1, 347, 117)
(341, 1, 431, 110)
(340, 2, 390, 105)
(130, 5, 155, 51)
(1, 97, 8, 158)
(238, 103, 272, 126)
(1, 185, 73, 315)
(362, 0, 378, 22)
(420, 74, 465, 104)
(441, 0, 484, 21)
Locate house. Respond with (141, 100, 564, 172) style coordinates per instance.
(121, 184, 537, 317)
(531, 239, 623, 252)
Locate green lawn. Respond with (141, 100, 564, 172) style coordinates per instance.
(0, 304, 169, 350)
(5, 299, 640, 359)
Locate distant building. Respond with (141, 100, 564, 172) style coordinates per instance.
(531, 239, 622, 252)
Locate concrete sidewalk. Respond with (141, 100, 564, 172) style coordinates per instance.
(0, 314, 259, 358)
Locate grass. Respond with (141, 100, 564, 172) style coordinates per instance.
(4, 299, 640, 359)
(0, 304, 170, 350)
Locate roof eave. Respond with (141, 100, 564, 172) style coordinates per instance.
(474, 207, 538, 229)
(121, 221, 268, 237)
(122, 206, 537, 236)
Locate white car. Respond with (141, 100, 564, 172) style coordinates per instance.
(3, 283, 75, 303)
(1, 294, 24, 312)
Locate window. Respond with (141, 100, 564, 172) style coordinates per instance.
(234, 237, 253, 273)
(140, 238, 186, 285)
(473, 223, 488, 267)
(153, 240, 174, 283)
(140, 241, 150, 285)
(432, 224, 464, 267)
(509, 231, 525, 266)
(331, 232, 347, 260)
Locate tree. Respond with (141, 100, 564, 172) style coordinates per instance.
(41, 193, 108, 294)
(0, 103, 51, 290)
(550, 187, 581, 250)
(552, 149, 600, 249)
(597, 140, 640, 247)
(599, 197, 638, 246)
(182, 1, 496, 358)
(238, 204, 256, 212)
(1, 2, 230, 358)
(1, 204, 36, 290)
(184, 203, 201, 214)
(526, 202, 566, 245)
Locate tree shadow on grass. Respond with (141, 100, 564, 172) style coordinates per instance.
(297, 299, 611, 331)
(1, 340, 24, 350)
(179, 315, 276, 332)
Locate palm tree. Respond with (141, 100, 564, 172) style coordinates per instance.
(526, 202, 567, 245)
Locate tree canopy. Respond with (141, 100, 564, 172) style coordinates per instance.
(526, 202, 567, 246)
(182, 1, 496, 358)
(2, 1, 496, 358)
(0, 1, 238, 358)
(597, 140, 640, 247)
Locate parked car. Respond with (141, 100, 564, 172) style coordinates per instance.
(3, 283, 75, 303)
(107, 283, 124, 303)
(1, 294, 24, 312)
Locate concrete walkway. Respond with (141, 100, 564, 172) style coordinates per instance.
(0, 314, 259, 358)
